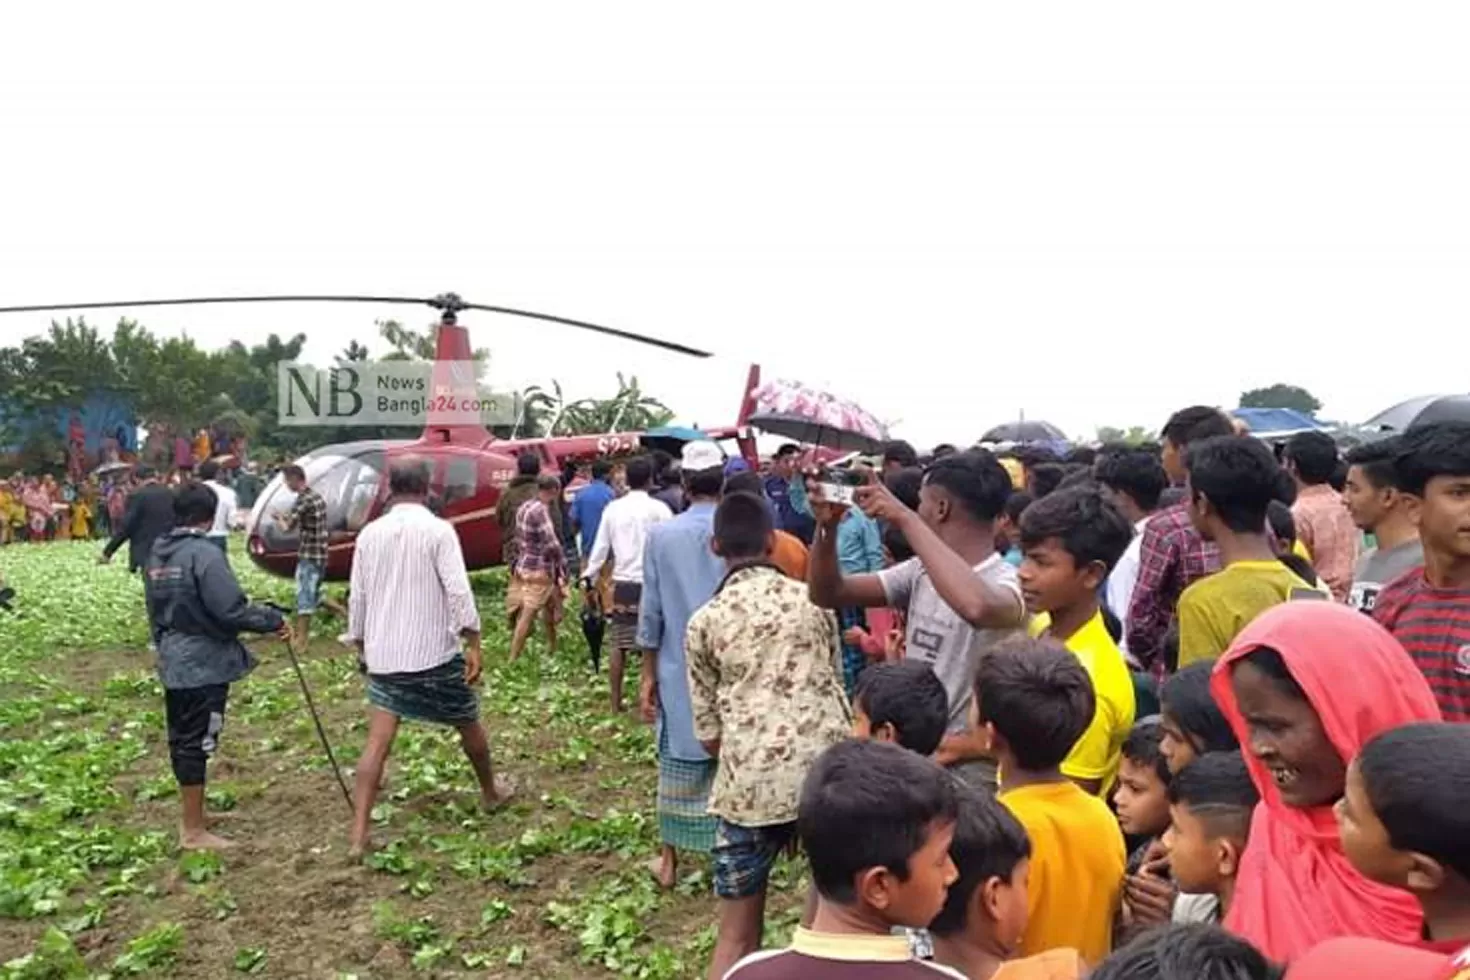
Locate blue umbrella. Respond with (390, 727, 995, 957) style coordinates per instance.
(641, 425, 709, 453)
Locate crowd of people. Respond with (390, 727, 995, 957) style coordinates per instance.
(12, 403, 1470, 979)
(555, 412, 1470, 979)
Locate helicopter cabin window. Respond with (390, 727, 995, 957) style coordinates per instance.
(344, 453, 386, 531)
(442, 457, 478, 508)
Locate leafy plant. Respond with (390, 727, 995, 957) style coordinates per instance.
(112, 922, 183, 975)
(233, 947, 267, 974)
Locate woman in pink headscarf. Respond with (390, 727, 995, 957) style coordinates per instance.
(1210, 601, 1442, 963)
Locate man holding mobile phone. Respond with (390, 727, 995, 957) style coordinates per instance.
(808, 450, 1026, 792)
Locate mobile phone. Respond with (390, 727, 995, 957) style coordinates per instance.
(818, 468, 865, 506)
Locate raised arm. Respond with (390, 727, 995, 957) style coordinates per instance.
(807, 505, 891, 610)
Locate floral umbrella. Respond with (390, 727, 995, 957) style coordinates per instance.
(747, 379, 889, 453)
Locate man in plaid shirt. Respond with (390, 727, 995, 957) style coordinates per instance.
(1125, 407, 1237, 671)
(508, 474, 567, 661)
(275, 464, 330, 649)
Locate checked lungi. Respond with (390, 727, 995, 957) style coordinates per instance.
(366, 653, 479, 727)
(657, 725, 716, 853)
(609, 581, 643, 653)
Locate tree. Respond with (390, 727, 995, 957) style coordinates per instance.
(1239, 384, 1322, 415)
(1094, 425, 1157, 447)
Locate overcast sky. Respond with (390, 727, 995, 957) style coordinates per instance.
(3, 3, 1468, 448)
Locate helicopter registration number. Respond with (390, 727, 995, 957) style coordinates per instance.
(595, 435, 638, 455)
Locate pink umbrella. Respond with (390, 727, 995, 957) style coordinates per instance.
(748, 379, 888, 452)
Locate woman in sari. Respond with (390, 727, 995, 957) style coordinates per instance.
(21, 480, 52, 541)
(1210, 600, 1442, 963)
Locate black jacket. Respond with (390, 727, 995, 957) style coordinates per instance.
(104, 483, 177, 571)
(145, 528, 284, 689)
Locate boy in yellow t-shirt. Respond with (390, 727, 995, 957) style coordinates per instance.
(974, 641, 1126, 967)
(1017, 486, 1137, 796)
(1177, 437, 1328, 667)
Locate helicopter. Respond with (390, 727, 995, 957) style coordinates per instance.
(0, 291, 762, 581)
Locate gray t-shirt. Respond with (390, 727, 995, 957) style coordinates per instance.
(879, 553, 1023, 726)
(880, 554, 1023, 791)
(1349, 538, 1424, 614)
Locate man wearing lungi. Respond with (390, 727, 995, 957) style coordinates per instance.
(345, 459, 513, 859)
(635, 442, 727, 887)
(582, 456, 672, 713)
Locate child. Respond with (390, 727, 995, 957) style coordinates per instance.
(1177, 436, 1325, 667)
(1374, 421, 1470, 722)
(997, 491, 1033, 567)
(687, 491, 853, 980)
(1338, 722, 1470, 954)
(70, 492, 93, 541)
(1162, 752, 1258, 926)
(1090, 924, 1283, 980)
(1157, 661, 1239, 775)
(1114, 721, 1173, 863)
(1018, 486, 1138, 796)
(929, 785, 1085, 979)
(725, 739, 964, 979)
(976, 640, 1127, 964)
(853, 660, 950, 757)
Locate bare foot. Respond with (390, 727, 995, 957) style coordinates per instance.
(347, 838, 371, 862)
(480, 776, 517, 813)
(180, 829, 236, 851)
(644, 855, 677, 890)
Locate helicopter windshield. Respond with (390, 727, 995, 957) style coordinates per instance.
(252, 450, 386, 550)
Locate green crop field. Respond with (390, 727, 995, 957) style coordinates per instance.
(0, 542, 808, 978)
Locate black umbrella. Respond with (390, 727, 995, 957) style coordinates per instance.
(1363, 394, 1470, 432)
(580, 596, 606, 672)
(979, 419, 1067, 444)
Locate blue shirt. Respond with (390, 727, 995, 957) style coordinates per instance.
(569, 479, 615, 558)
(635, 502, 725, 761)
(836, 509, 884, 575)
(765, 474, 815, 543)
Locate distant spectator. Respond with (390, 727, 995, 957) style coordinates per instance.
(1283, 431, 1358, 602)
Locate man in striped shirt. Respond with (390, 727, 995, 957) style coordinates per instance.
(1374, 422, 1470, 722)
(344, 459, 512, 858)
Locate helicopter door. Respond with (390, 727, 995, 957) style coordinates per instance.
(437, 452, 494, 568)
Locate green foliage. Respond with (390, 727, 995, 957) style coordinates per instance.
(1, 926, 88, 979)
(1093, 425, 1158, 446)
(1239, 383, 1322, 415)
(233, 947, 267, 974)
(517, 373, 674, 438)
(0, 541, 801, 977)
(112, 922, 183, 975)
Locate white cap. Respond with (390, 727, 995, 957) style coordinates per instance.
(681, 440, 724, 472)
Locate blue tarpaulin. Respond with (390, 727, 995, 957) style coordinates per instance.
(1231, 407, 1325, 439)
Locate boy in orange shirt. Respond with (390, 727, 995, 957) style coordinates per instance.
(975, 640, 1126, 966)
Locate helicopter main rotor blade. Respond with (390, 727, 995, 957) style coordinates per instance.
(0, 294, 712, 358)
(462, 302, 710, 358)
(0, 294, 428, 314)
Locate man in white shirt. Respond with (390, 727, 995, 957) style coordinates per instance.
(345, 458, 512, 858)
(197, 459, 238, 555)
(1095, 449, 1170, 664)
(582, 455, 673, 712)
